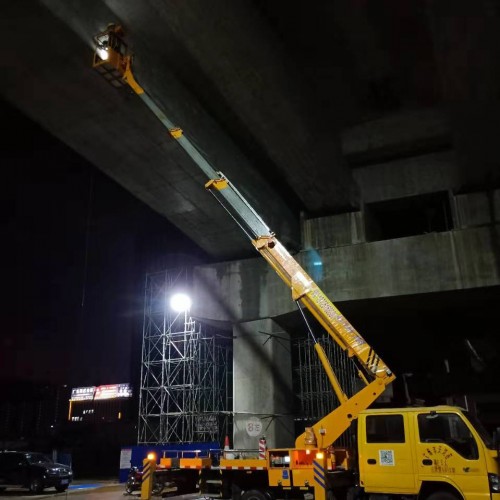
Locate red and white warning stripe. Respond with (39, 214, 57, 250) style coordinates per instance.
(259, 437, 267, 460)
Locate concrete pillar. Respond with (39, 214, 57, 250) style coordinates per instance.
(232, 318, 295, 450)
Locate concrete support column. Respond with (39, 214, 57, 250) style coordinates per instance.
(232, 318, 295, 450)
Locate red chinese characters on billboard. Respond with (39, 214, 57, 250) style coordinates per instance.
(94, 383, 132, 400)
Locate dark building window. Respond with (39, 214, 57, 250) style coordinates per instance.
(366, 414, 405, 443)
(365, 191, 452, 242)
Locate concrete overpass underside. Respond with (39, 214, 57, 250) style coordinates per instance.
(2, 0, 500, 444)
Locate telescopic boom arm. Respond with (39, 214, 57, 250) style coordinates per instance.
(93, 25, 395, 449)
(206, 175, 395, 448)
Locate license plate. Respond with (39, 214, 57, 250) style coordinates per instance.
(61, 479, 69, 485)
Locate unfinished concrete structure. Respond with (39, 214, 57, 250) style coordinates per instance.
(2, 0, 499, 444)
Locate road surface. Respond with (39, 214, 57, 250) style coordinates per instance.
(0, 483, 200, 500)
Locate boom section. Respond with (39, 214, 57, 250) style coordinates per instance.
(206, 174, 394, 385)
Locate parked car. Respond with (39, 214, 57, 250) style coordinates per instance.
(0, 450, 73, 494)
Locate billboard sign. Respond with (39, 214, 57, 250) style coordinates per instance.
(71, 386, 96, 401)
(94, 383, 132, 400)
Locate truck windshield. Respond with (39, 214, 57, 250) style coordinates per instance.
(465, 412, 494, 450)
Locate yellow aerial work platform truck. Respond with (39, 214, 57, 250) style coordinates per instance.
(92, 25, 500, 500)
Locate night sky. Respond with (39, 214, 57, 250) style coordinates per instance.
(4, 98, 208, 388)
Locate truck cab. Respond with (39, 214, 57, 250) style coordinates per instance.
(358, 406, 500, 500)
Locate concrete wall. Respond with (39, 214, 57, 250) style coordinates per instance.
(302, 211, 365, 249)
(301, 184, 499, 252)
(193, 222, 500, 323)
(455, 190, 500, 228)
(353, 151, 460, 203)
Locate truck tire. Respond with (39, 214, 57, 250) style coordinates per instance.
(426, 492, 460, 500)
(241, 489, 267, 500)
(231, 482, 242, 500)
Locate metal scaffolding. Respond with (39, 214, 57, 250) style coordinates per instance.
(294, 335, 358, 446)
(138, 268, 232, 445)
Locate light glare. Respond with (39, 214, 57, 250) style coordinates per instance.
(97, 46, 109, 60)
(170, 293, 192, 312)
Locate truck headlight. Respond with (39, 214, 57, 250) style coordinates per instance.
(489, 473, 500, 493)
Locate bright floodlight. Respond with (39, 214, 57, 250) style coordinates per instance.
(170, 293, 192, 312)
(96, 46, 109, 61)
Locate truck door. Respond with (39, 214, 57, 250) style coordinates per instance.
(359, 413, 416, 494)
(416, 412, 489, 500)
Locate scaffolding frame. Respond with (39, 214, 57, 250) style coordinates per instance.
(294, 335, 358, 446)
(138, 268, 231, 445)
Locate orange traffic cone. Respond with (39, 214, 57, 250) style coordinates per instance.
(223, 435, 234, 459)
